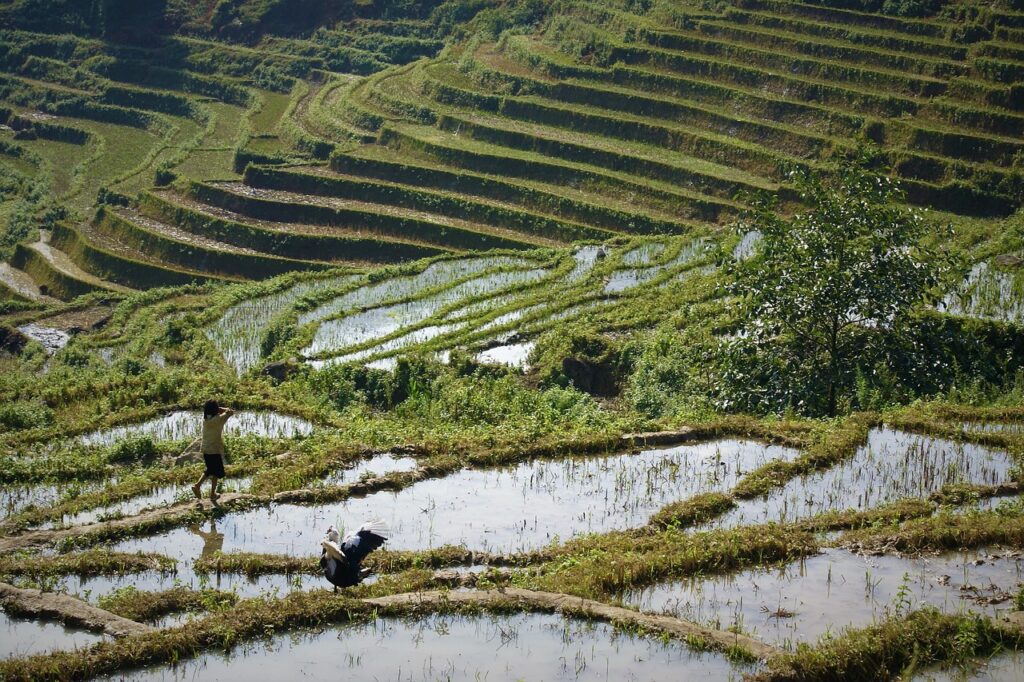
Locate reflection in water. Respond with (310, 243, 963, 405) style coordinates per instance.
(624, 547, 1023, 651)
(78, 411, 315, 447)
(909, 650, 1024, 681)
(189, 519, 224, 560)
(1, 609, 105, 659)
(111, 439, 801, 558)
(104, 612, 753, 681)
(709, 428, 1013, 530)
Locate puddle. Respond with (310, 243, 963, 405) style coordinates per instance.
(102, 611, 752, 681)
(708, 428, 1013, 530)
(733, 230, 762, 260)
(111, 440, 800, 559)
(942, 261, 1024, 324)
(621, 241, 666, 266)
(623, 547, 1022, 651)
(477, 341, 535, 369)
(206, 275, 358, 375)
(16, 324, 71, 356)
(908, 650, 1024, 681)
(302, 268, 551, 358)
(1, 608, 106, 659)
(298, 257, 532, 328)
(318, 453, 418, 486)
(78, 411, 315, 448)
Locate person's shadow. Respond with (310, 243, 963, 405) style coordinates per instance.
(188, 519, 224, 560)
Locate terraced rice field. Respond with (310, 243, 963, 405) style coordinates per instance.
(3, 0, 1024, 679)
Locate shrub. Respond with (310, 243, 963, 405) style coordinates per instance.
(107, 435, 158, 463)
(721, 156, 953, 416)
(0, 400, 54, 430)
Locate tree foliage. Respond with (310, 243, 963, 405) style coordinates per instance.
(719, 159, 953, 416)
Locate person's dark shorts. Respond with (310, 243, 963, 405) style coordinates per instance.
(203, 453, 225, 478)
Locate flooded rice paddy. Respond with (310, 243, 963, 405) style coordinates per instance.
(302, 267, 552, 358)
(36, 478, 252, 529)
(733, 230, 762, 260)
(942, 261, 1024, 324)
(623, 547, 1022, 651)
(78, 411, 315, 448)
(962, 421, 1024, 434)
(567, 245, 603, 281)
(308, 324, 462, 370)
(604, 239, 710, 294)
(112, 439, 800, 559)
(708, 428, 1013, 530)
(102, 611, 752, 682)
(297, 256, 532, 328)
(16, 324, 71, 355)
(1, 608, 105, 659)
(908, 650, 1024, 681)
(620, 241, 666, 266)
(318, 453, 418, 486)
(206, 274, 357, 374)
(2, 480, 109, 522)
(477, 341, 535, 368)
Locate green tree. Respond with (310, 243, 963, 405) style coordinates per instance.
(721, 159, 952, 416)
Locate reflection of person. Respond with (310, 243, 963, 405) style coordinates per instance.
(192, 400, 233, 505)
(188, 519, 224, 559)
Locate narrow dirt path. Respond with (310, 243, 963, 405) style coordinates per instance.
(0, 582, 153, 637)
(363, 587, 780, 660)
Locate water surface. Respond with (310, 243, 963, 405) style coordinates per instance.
(624, 547, 1023, 651)
(102, 611, 751, 681)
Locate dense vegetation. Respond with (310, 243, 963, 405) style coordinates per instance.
(1, 0, 1023, 679)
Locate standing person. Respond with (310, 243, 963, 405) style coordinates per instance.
(192, 400, 233, 505)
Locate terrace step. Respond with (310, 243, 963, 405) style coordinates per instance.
(422, 61, 829, 173)
(191, 180, 561, 250)
(310, 79, 379, 143)
(429, 110, 778, 201)
(141, 188, 446, 264)
(95, 206, 329, 280)
(243, 164, 619, 242)
(331, 147, 694, 234)
(504, 35, 920, 122)
(368, 59, 784, 199)
(484, 44, 1020, 179)
(471, 44, 863, 139)
(723, 8, 968, 60)
(634, 29, 949, 98)
(505, 36, 1022, 161)
(732, 0, 957, 40)
(50, 221, 231, 290)
(380, 122, 743, 223)
(0, 262, 59, 304)
(693, 18, 965, 78)
(10, 232, 132, 300)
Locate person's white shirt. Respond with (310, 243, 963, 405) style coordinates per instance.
(201, 413, 229, 455)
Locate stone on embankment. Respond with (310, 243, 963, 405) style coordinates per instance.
(0, 582, 153, 637)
